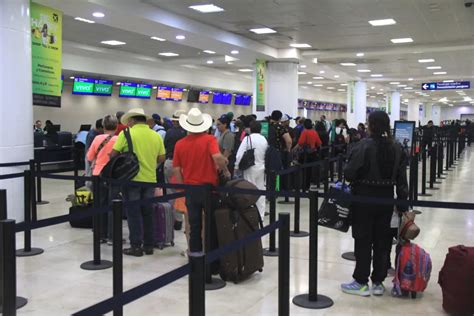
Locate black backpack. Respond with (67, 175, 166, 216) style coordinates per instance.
(101, 128, 139, 181)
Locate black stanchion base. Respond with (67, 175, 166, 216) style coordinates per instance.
(278, 200, 294, 205)
(263, 248, 279, 257)
(418, 193, 432, 197)
(290, 231, 310, 238)
(438, 176, 446, 179)
(413, 209, 422, 215)
(341, 252, 356, 261)
(16, 247, 44, 257)
(0, 296, 28, 312)
(427, 187, 440, 190)
(80, 260, 113, 271)
(205, 277, 226, 291)
(292, 294, 334, 309)
(36, 200, 50, 205)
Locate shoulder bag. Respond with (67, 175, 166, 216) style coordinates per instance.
(100, 128, 139, 181)
(238, 136, 256, 171)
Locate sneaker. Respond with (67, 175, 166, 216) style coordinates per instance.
(372, 283, 385, 296)
(123, 247, 143, 257)
(341, 280, 370, 297)
(143, 247, 154, 255)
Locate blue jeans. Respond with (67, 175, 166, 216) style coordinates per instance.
(123, 185, 155, 248)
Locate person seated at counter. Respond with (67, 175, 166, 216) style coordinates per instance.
(34, 120, 43, 134)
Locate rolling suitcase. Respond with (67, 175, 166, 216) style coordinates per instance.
(154, 202, 175, 249)
(214, 205, 264, 283)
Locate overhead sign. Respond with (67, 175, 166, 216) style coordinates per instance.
(421, 81, 470, 91)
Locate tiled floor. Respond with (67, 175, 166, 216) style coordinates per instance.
(14, 148, 474, 315)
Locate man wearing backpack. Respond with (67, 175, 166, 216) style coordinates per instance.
(111, 108, 166, 257)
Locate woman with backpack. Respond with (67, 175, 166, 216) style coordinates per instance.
(341, 111, 408, 297)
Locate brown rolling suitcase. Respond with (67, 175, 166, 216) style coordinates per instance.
(214, 206, 264, 283)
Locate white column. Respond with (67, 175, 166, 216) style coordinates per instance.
(346, 81, 367, 128)
(387, 91, 401, 127)
(407, 99, 420, 124)
(0, 0, 33, 221)
(265, 62, 299, 119)
(432, 105, 441, 125)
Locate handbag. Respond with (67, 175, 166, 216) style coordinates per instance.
(239, 136, 256, 171)
(399, 211, 420, 241)
(317, 181, 352, 232)
(100, 128, 139, 181)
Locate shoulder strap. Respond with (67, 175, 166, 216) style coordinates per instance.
(96, 135, 112, 156)
(247, 135, 253, 149)
(124, 128, 134, 153)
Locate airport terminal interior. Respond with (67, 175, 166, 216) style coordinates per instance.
(0, 0, 473, 315)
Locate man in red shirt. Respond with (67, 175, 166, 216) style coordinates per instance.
(173, 108, 230, 254)
(114, 111, 127, 136)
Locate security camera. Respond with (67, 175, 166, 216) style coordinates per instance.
(465, 1, 473, 8)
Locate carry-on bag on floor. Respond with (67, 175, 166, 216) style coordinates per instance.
(438, 245, 474, 315)
(214, 206, 264, 283)
(153, 202, 175, 249)
(66, 186, 94, 229)
(68, 204, 93, 228)
(392, 241, 432, 298)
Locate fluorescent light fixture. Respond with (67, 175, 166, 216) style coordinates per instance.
(404, 99, 409, 102)
(340, 63, 356, 66)
(356, 52, 365, 57)
(418, 59, 435, 63)
(313, 84, 323, 87)
(92, 12, 105, 18)
(439, 97, 448, 102)
(189, 4, 224, 13)
(370, 95, 376, 98)
(408, 78, 414, 81)
(404, 87, 413, 90)
(319, 70, 325, 74)
(340, 83, 348, 86)
(151, 36, 166, 41)
(448, 104, 453, 107)
(300, 65, 307, 68)
(434, 71, 447, 75)
(327, 87, 335, 89)
(176, 35, 186, 40)
(371, 74, 383, 77)
(74, 17, 95, 24)
(377, 92, 384, 95)
(203, 50, 216, 54)
(231, 50, 239, 55)
(69, 76, 75, 79)
(398, 84, 407, 87)
(101, 40, 126, 46)
(371, 86, 375, 89)
(159, 52, 179, 57)
(443, 80, 454, 83)
(427, 66, 442, 69)
(369, 19, 397, 26)
(307, 81, 313, 84)
(250, 27, 277, 34)
(227, 62, 233, 65)
(312, 58, 318, 64)
(464, 97, 472, 101)
(391, 38, 414, 43)
(334, 75, 340, 78)
(337, 89, 346, 92)
(357, 69, 371, 73)
(298, 71, 307, 75)
(206, 60, 214, 64)
(390, 82, 400, 85)
(238, 68, 253, 72)
(312, 76, 324, 79)
(290, 43, 312, 48)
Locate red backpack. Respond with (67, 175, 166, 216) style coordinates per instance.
(392, 242, 432, 298)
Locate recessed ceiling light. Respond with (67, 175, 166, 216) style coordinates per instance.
(92, 12, 105, 18)
(463, 97, 472, 102)
(434, 71, 447, 75)
(206, 60, 214, 64)
(74, 17, 95, 24)
(340, 63, 357, 66)
(298, 71, 307, 75)
(418, 59, 435, 63)
(227, 62, 233, 65)
(404, 87, 413, 90)
(231, 50, 239, 55)
(371, 86, 375, 89)
(371, 74, 383, 77)
(203, 50, 216, 54)
(176, 35, 186, 40)
(404, 99, 409, 102)
(101, 40, 126, 46)
(313, 84, 323, 87)
(238, 68, 253, 72)
(69, 76, 75, 79)
(327, 87, 335, 89)
(357, 69, 371, 73)
(306, 81, 313, 84)
(334, 75, 340, 78)
(189, 4, 224, 13)
(391, 38, 414, 44)
(340, 83, 348, 86)
(443, 80, 454, 83)
(356, 52, 365, 57)
(312, 58, 318, 64)
(116, 82, 121, 86)
(319, 70, 325, 74)
(377, 92, 384, 95)
(379, 88, 384, 91)
(369, 19, 397, 26)
(390, 82, 400, 84)
(337, 89, 346, 92)
(159, 52, 179, 57)
(151, 36, 166, 41)
(250, 27, 277, 34)
(398, 84, 407, 87)
(312, 76, 324, 79)
(370, 95, 376, 98)
(408, 78, 413, 81)
(290, 43, 312, 48)
(152, 86, 157, 90)
(427, 66, 442, 70)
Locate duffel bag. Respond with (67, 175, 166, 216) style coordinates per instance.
(221, 179, 259, 210)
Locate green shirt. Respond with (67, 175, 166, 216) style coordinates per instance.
(113, 124, 165, 183)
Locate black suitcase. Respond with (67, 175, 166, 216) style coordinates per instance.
(69, 204, 93, 228)
(214, 206, 264, 283)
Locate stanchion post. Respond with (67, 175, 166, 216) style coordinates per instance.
(445, 137, 450, 171)
(323, 159, 329, 194)
(292, 189, 333, 309)
(0, 190, 6, 220)
(35, 160, 49, 205)
(189, 253, 205, 316)
(278, 212, 290, 316)
(419, 148, 431, 197)
(437, 138, 445, 178)
(16, 170, 43, 257)
(112, 200, 123, 316)
(290, 168, 308, 238)
(80, 176, 112, 270)
(28, 160, 38, 222)
(263, 171, 279, 257)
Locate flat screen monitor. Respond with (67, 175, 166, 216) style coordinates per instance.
(156, 86, 171, 100)
(394, 121, 416, 154)
(79, 124, 91, 131)
(170, 88, 183, 101)
(119, 83, 137, 98)
(49, 124, 60, 134)
(213, 92, 232, 105)
(93, 79, 113, 96)
(72, 78, 95, 95)
(187, 89, 200, 102)
(199, 91, 210, 104)
(136, 84, 152, 99)
(235, 94, 251, 106)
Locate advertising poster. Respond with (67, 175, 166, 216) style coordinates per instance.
(349, 81, 355, 113)
(394, 121, 415, 152)
(387, 94, 392, 115)
(31, 2, 62, 107)
(256, 60, 265, 112)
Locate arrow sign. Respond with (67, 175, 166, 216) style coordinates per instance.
(421, 81, 470, 90)
(422, 84, 429, 90)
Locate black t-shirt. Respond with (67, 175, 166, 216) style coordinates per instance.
(164, 126, 187, 159)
